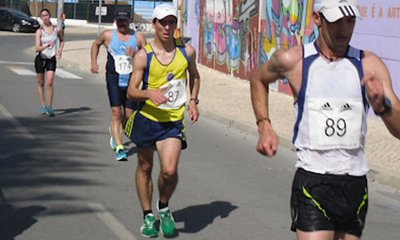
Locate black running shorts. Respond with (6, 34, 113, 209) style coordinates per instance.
(34, 54, 56, 73)
(290, 168, 368, 237)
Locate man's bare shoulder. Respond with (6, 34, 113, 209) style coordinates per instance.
(274, 45, 302, 63)
(102, 29, 113, 39)
(270, 45, 302, 72)
(362, 50, 387, 71)
(134, 48, 147, 62)
(363, 50, 381, 62)
(184, 43, 196, 58)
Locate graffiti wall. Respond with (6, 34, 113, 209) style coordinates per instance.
(181, 0, 201, 62)
(181, 0, 400, 97)
(190, 0, 316, 84)
(197, 0, 259, 79)
(259, 0, 316, 93)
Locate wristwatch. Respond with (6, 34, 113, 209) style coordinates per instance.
(190, 98, 199, 104)
(374, 97, 392, 117)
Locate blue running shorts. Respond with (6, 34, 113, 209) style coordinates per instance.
(106, 73, 137, 110)
(125, 112, 187, 149)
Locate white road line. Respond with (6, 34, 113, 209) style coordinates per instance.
(1, 60, 83, 79)
(8, 66, 36, 76)
(0, 103, 35, 140)
(56, 68, 82, 79)
(87, 203, 137, 240)
(0, 60, 33, 65)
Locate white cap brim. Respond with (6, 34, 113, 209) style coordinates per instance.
(322, 5, 361, 22)
(153, 13, 176, 20)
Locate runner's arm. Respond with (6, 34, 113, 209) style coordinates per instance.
(136, 32, 147, 50)
(90, 31, 107, 73)
(57, 26, 64, 58)
(186, 44, 200, 123)
(363, 51, 400, 139)
(250, 47, 298, 156)
(127, 49, 167, 105)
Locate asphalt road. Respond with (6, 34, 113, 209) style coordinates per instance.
(0, 30, 399, 240)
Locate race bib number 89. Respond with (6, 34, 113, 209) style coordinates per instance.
(308, 98, 363, 150)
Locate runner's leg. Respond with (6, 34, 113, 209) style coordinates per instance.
(156, 138, 181, 204)
(136, 147, 155, 211)
(36, 73, 45, 105)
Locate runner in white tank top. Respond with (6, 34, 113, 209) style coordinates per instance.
(34, 8, 64, 116)
(250, 0, 400, 239)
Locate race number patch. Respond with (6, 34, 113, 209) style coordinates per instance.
(308, 98, 363, 150)
(158, 79, 187, 109)
(114, 55, 133, 75)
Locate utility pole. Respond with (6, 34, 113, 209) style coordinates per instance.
(98, 0, 102, 36)
(57, 0, 64, 30)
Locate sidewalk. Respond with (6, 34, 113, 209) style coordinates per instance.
(60, 26, 400, 190)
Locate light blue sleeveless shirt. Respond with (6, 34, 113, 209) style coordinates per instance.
(107, 30, 138, 87)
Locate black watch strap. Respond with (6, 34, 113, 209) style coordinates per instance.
(374, 97, 392, 116)
(190, 98, 199, 104)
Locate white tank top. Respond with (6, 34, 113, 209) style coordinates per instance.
(293, 41, 369, 176)
(40, 26, 58, 59)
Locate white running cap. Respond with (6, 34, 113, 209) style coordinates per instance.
(152, 3, 177, 20)
(314, 0, 361, 22)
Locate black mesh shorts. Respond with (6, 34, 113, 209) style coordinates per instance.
(290, 168, 368, 237)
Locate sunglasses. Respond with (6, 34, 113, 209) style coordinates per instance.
(157, 19, 177, 26)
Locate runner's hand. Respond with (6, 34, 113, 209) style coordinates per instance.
(363, 72, 386, 113)
(149, 89, 168, 106)
(189, 102, 199, 123)
(91, 62, 99, 74)
(56, 49, 62, 59)
(256, 123, 279, 157)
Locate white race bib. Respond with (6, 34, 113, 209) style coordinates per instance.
(308, 98, 363, 150)
(158, 79, 187, 109)
(114, 55, 133, 75)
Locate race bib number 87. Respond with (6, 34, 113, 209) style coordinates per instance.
(158, 79, 187, 109)
(308, 98, 363, 150)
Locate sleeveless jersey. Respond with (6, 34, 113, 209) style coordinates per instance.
(106, 30, 138, 87)
(139, 39, 190, 122)
(40, 26, 58, 59)
(293, 41, 369, 176)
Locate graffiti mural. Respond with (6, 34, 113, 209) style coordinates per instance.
(259, 0, 316, 94)
(194, 0, 316, 81)
(197, 0, 259, 79)
(260, 0, 316, 63)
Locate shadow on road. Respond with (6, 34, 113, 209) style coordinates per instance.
(54, 106, 92, 116)
(173, 201, 238, 234)
(0, 202, 46, 240)
(0, 108, 110, 237)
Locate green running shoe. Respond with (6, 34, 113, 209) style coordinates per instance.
(159, 208, 176, 237)
(140, 213, 158, 238)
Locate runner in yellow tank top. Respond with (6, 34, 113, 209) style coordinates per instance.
(125, 4, 201, 238)
(139, 38, 189, 122)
